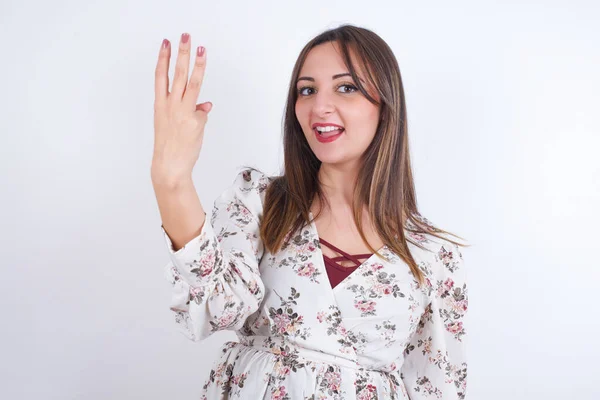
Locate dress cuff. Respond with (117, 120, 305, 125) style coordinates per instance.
(160, 213, 209, 255)
(161, 215, 225, 287)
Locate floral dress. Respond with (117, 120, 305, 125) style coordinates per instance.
(162, 168, 468, 399)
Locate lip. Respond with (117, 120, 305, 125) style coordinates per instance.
(314, 127, 344, 143)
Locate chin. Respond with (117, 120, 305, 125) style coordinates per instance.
(313, 150, 351, 165)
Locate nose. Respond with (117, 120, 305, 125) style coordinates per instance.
(311, 90, 336, 116)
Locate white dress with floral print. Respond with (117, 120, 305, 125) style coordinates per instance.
(162, 168, 468, 400)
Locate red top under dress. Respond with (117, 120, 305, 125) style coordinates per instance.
(319, 238, 374, 289)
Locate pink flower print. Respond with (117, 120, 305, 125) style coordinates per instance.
(214, 361, 226, 379)
(231, 372, 247, 386)
(274, 361, 291, 377)
(429, 351, 445, 366)
(230, 264, 241, 276)
(355, 299, 376, 314)
(247, 279, 259, 293)
(447, 321, 463, 335)
(317, 311, 326, 323)
(422, 336, 432, 355)
(374, 283, 393, 296)
(324, 368, 342, 392)
(190, 286, 202, 298)
(271, 346, 286, 357)
(425, 277, 432, 288)
(452, 299, 468, 314)
(193, 253, 215, 278)
(217, 312, 235, 328)
(369, 263, 384, 272)
(271, 385, 287, 400)
(273, 313, 292, 335)
(410, 232, 427, 243)
(297, 263, 316, 277)
(437, 277, 455, 296)
(439, 246, 454, 263)
(298, 241, 316, 255)
(357, 384, 378, 400)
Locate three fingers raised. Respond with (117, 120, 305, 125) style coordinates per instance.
(154, 33, 207, 111)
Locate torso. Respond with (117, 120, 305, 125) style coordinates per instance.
(310, 198, 386, 268)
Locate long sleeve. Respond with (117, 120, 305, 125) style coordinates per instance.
(161, 168, 268, 342)
(400, 240, 468, 399)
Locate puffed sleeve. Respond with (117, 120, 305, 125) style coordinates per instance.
(161, 168, 269, 342)
(400, 240, 468, 399)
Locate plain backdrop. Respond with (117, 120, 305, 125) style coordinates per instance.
(1, 0, 599, 399)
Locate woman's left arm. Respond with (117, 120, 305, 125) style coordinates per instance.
(400, 241, 469, 399)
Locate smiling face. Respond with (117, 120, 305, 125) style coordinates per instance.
(295, 41, 381, 167)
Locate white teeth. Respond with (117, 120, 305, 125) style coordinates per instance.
(315, 126, 343, 134)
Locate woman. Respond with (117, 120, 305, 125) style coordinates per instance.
(152, 24, 468, 400)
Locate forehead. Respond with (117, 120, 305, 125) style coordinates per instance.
(299, 41, 365, 78)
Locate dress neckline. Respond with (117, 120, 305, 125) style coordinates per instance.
(308, 210, 387, 291)
(319, 237, 374, 271)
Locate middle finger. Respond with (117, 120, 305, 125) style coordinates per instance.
(170, 33, 191, 100)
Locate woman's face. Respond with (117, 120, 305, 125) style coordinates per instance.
(295, 41, 380, 166)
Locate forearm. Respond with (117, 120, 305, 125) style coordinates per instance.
(152, 176, 206, 252)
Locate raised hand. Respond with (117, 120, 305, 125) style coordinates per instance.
(151, 33, 212, 186)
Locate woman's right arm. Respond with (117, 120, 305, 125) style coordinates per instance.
(152, 34, 265, 341)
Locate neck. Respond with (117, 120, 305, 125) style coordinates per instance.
(316, 161, 362, 211)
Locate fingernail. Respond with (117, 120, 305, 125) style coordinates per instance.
(181, 33, 189, 43)
(198, 46, 205, 57)
(162, 39, 169, 49)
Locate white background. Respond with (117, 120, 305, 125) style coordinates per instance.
(1, 0, 598, 399)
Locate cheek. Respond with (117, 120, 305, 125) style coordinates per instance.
(350, 108, 379, 144)
(365, 106, 380, 131)
(353, 105, 379, 130)
(295, 102, 307, 124)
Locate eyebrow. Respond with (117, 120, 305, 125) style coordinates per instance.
(296, 73, 363, 85)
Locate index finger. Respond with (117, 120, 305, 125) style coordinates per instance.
(154, 39, 171, 108)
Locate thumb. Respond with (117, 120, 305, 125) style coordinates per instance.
(196, 102, 213, 113)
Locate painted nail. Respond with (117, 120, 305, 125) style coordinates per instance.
(181, 33, 189, 43)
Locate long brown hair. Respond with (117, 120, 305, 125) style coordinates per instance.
(255, 24, 466, 286)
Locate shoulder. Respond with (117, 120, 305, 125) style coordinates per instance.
(405, 215, 466, 282)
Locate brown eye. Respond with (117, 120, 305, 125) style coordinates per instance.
(337, 84, 358, 93)
(297, 86, 315, 96)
